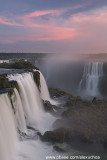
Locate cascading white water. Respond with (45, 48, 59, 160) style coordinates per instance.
(8, 72, 56, 133)
(0, 94, 18, 160)
(40, 71, 50, 101)
(12, 88, 27, 133)
(0, 72, 57, 160)
(79, 62, 103, 97)
(39, 71, 59, 105)
(0, 71, 90, 160)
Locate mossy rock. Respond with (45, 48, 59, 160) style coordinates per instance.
(8, 89, 15, 113)
(33, 71, 40, 88)
(8, 89, 14, 97)
(10, 81, 20, 92)
(0, 75, 10, 89)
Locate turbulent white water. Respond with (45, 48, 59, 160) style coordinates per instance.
(12, 88, 27, 133)
(79, 62, 103, 97)
(0, 72, 57, 160)
(16, 139, 54, 160)
(1, 69, 103, 160)
(0, 94, 18, 160)
(8, 72, 56, 133)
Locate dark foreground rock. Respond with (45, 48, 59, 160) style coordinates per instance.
(48, 88, 107, 146)
(41, 128, 74, 143)
(49, 88, 71, 98)
(33, 71, 40, 88)
(53, 146, 66, 152)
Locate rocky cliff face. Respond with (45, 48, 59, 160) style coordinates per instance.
(0, 60, 40, 93)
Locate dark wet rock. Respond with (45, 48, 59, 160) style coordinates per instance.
(8, 89, 15, 113)
(53, 119, 63, 128)
(49, 88, 107, 144)
(0, 76, 10, 89)
(27, 126, 37, 131)
(60, 101, 107, 143)
(49, 88, 72, 98)
(43, 100, 57, 113)
(33, 71, 40, 89)
(42, 128, 74, 143)
(37, 132, 42, 137)
(10, 81, 20, 92)
(18, 129, 27, 139)
(0, 74, 20, 95)
(61, 109, 75, 118)
(0, 75, 20, 95)
(53, 146, 66, 152)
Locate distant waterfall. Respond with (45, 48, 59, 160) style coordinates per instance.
(0, 94, 18, 160)
(79, 62, 103, 97)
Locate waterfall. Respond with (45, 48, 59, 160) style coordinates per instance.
(39, 71, 59, 105)
(8, 72, 56, 133)
(79, 62, 103, 97)
(0, 94, 18, 160)
(12, 88, 27, 133)
(0, 72, 57, 160)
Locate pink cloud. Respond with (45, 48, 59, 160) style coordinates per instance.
(0, 9, 65, 28)
(0, 16, 23, 26)
(39, 27, 78, 41)
(21, 9, 65, 28)
(0, 26, 78, 44)
(0, 9, 79, 43)
(25, 10, 61, 18)
(71, 11, 107, 23)
(0, 7, 107, 54)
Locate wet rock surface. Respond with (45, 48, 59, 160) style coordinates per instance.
(47, 88, 107, 147)
(41, 128, 74, 143)
(43, 100, 57, 113)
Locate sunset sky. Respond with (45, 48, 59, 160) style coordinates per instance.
(0, 0, 107, 54)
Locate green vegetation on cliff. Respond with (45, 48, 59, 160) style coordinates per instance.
(0, 59, 39, 70)
(0, 60, 40, 89)
(33, 71, 40, 89)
